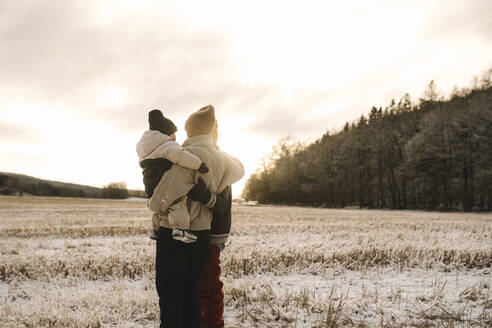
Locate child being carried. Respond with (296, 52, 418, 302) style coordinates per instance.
(136, 109, 208, 243)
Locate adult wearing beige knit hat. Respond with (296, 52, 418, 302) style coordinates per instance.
(153, 104, 244, 328)
(185, 105, 218, 138)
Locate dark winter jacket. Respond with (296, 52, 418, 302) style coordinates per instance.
(209, 186, 232, 244)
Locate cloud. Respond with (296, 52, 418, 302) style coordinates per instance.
(238, 88, 329, 137)
(0, 0, 346, 140)
(420, 0, 492, 42)
(0, 2, 384, 133)
(0, 1, 238, 126)
(0, 121, 41, 143)
(1, 0, 490, 142)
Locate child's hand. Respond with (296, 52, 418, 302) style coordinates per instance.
(198, 162, 209, 173)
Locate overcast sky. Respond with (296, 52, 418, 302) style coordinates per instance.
(1, 0, 491, 195)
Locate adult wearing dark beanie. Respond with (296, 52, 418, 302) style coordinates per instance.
(149, 109, 178, 136)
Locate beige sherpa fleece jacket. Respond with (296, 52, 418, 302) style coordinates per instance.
(149, 135, 244, 231)
(137, 130, 204, 230)
(136, 130, 202, 169)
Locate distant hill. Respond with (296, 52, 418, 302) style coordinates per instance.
(0, 172, 146, 199)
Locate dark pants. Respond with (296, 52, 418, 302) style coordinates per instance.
(156, 227, 210, 328)
(199, 244, 224, 328)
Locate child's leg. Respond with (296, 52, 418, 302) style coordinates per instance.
(172, 228, 197, 243)
(168, 197, 191, 230)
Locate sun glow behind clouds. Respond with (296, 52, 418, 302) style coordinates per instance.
(169, 114, 275, 196)
(96, 88, 126, 108)
(212, 115, 276, 196)
(1, 102, 140, 189)
(214, 1, 424, 90)
(0, 100, 271, 195)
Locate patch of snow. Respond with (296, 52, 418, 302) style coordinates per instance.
(222, 268, 492, 327)
(0, 281, 8, 305)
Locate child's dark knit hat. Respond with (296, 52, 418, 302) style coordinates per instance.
(148, 109, 177, 136)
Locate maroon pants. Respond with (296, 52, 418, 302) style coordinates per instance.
(199, 244, 224, 328)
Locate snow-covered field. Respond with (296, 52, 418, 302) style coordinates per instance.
(1, 195, 491, 327)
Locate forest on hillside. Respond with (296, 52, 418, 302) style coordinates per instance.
(243, 69, 492, 211)
(0, 172, 145, 199)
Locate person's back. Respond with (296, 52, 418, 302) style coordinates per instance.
(149, 105, 244, 231)
(181, 134, 242, 229)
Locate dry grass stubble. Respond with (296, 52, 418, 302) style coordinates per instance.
(1, 196, 491, 327)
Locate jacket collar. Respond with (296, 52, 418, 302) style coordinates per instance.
(182, 135, 218, 149)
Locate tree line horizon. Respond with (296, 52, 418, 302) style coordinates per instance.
(243, 68, 492, 211)
(0, 172, 144, 199)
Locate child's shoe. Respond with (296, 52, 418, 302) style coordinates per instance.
(172, 228, 197, 243)
(150, 229, 159, 241)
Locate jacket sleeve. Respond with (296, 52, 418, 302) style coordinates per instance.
(221, 152, 245, 185)
(211, 185, 231, 216)
(147, 164, 196, 213)
(210, 186, 232, 236)
(146, 141, 202, 170)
